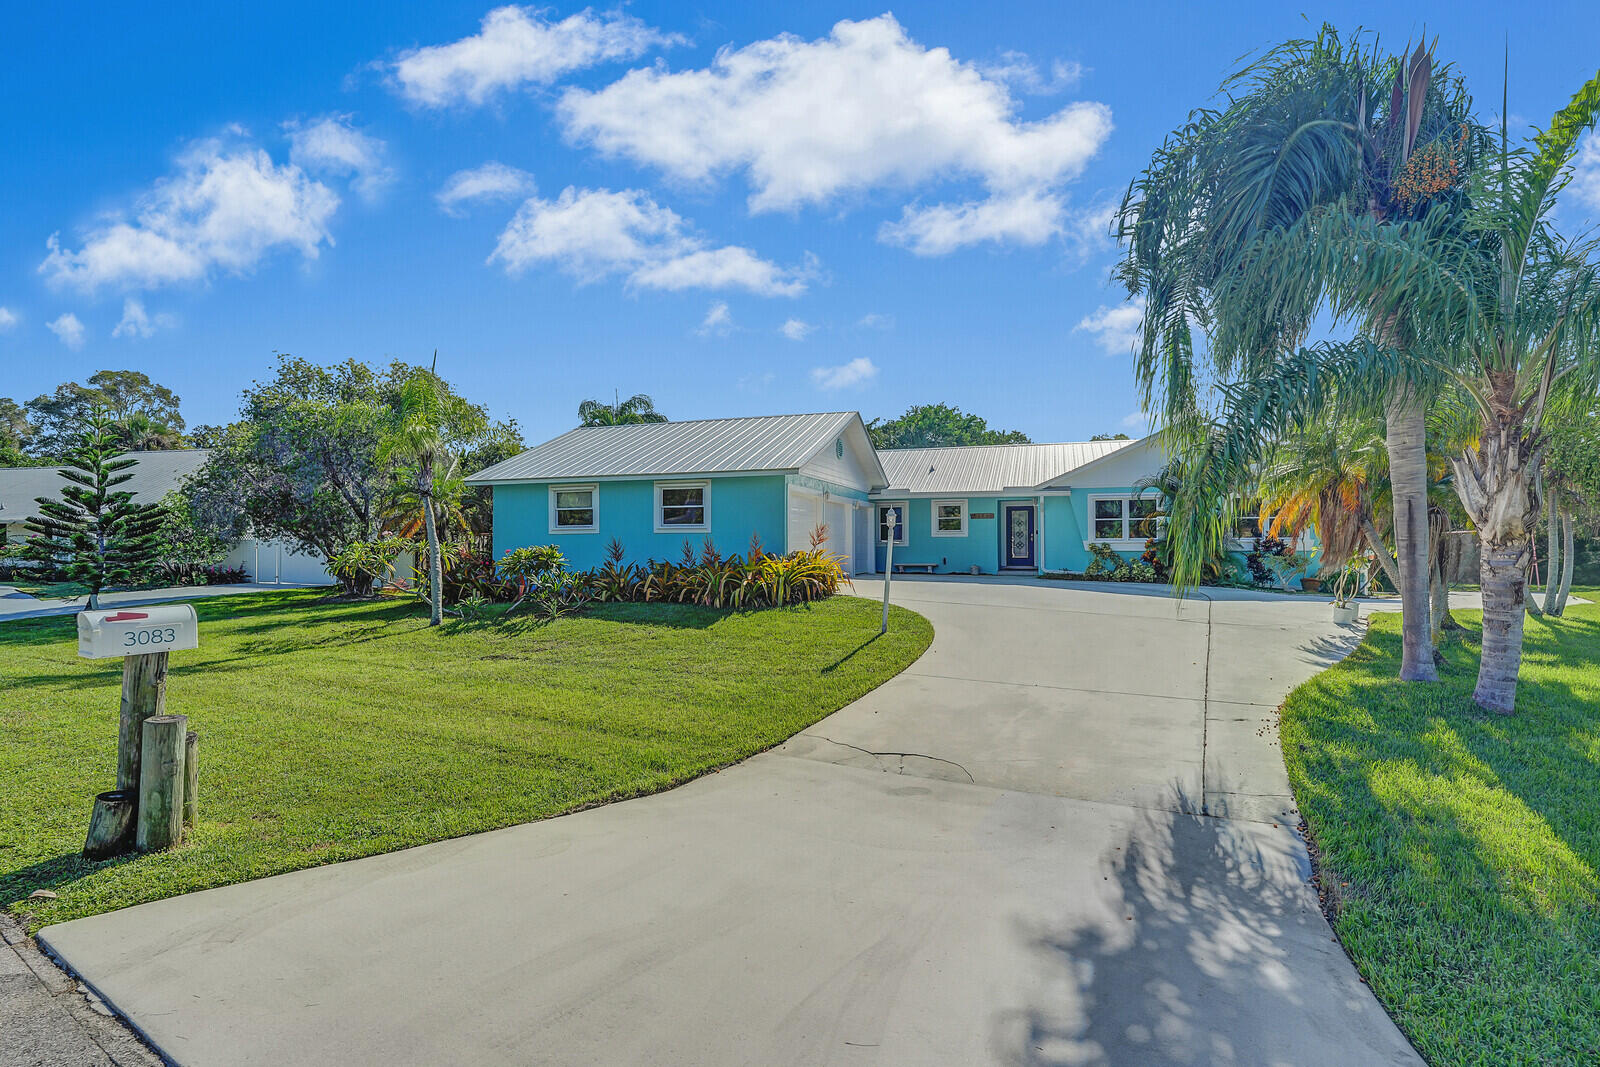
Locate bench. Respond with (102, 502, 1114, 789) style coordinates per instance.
(894, 562, 938, 574)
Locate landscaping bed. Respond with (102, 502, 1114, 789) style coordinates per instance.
(1279, 592, 1600, 1065)
(1, 589, 932, 931)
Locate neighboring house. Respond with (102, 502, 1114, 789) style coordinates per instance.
(466, 412, 887, 574)
(0, 450, 332, 585)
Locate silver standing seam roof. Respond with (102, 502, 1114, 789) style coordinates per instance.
(875, 440, 1138, 496)
(467, 412, 885, 485)
(0, 449, 212, 524)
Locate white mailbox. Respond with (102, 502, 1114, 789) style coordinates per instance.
(78, 604, 200, 660)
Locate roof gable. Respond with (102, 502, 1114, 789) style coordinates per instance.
(467, 412, 867, 484)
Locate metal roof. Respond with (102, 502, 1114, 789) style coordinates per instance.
(0, 449, 213, 523)
(467, 412, 876, 484)
(875, 440, 1138, 496)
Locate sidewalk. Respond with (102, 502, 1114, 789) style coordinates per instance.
(0, 914, 159, 1067)
(0, 583, 327, 623)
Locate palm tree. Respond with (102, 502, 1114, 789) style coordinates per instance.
(578, 393, 668, 426)
(116, 412, 185, 451)
(1254, 414, 1399, 588)
(1366, 74, 1600, 711)
(384, 368, 488, 626)
(1117, 29, 1485, 682)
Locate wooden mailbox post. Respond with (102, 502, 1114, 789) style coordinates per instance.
(79, 605, 201, 859)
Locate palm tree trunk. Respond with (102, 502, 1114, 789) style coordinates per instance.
(422, 469, 443, 627)
(1385, 385, 1438, 681)
(1358, 514, 1403, 593)
(1475, 538, 1531, 714)
(1542, 486, 1561, 614)
(1554, 510, 1576, 616)
(1450, 406, 1545, 714)
(1428, 506, 1450, 650)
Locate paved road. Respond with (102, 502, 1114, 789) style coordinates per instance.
(0, 583, 326, 623)
(39, 577, 1420, 1066)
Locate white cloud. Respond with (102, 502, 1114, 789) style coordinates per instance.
(0, 307, 17, 332)
(390, 6, 680, 108)
(780, 318, 813, 341)
(285, 114, 393, 201)
(811, 356, 877, 390)
(490, 186, 812, 296)
(1075, 297, 1144, 355)
(558, 15, 1112, 252)
(1571, 133, 1600, 221)
(40, 137, 339, 292)
(979, 53, 1084, 95)
(1119, 411, 1151, 433)
(697, 300, 733, 336)
(436, 162, 536, 215)
(881, 188, 1067, 256)
(111, 297, 175, 339)
(857, 312, 894, 329)
(48, 312, 85, 348)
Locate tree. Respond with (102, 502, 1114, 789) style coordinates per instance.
(1255, 414, 1399, 587)
(0, 397, 35, 466)
(578, 393, 667, 426)
(383, 366, 489, 625)
(1117, 29, 1483, 682)
(24, 409, 162, 608)
(457, 419, 525, 538)
(1090, 432, 1132, 441)
(866, 403, 1031, 449)
(1325, 71, 1600, 711)
(1543, 402, 1600, 614)
(27, 371, 186, 458)
(186, 356, 399, 564)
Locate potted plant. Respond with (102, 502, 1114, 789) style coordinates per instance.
(1329, 559, 1363, 625)
(1299, 575, 1323, 593)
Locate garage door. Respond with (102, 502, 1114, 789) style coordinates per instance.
(787, 487, 822, 554)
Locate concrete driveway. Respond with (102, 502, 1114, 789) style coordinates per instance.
(39, 577, 1419, 1066)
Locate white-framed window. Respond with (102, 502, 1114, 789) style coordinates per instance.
(549, 484, 598, 533)
(876, 501, 908, 545)
(1088, 494, 1161, 543)
(931, 499, 967, 537)
(655, 480, 709, 532)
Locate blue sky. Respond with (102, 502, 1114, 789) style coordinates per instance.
(3, 2, 1598, 443)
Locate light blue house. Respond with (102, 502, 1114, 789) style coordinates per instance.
(464, 411, 1298, 579)
(466, 413, 888, 573)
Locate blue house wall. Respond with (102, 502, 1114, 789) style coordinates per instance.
(492, 475, 789, 572)
(871, 490, 1153, 575)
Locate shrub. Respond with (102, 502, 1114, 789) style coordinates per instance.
(328, 537, 408, 596)
(200, 565, 250, 585)
(1084, 542, 1126, 579)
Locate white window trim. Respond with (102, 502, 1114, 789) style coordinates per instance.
(654, 479, 711, 534)
(1085, 493, 1162, 548)
(549, 483, 599, 535)
(876, 501, 909, 545)
(931, 498, 968, 537)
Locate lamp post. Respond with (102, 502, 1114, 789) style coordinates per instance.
(880, 507, 897, 634)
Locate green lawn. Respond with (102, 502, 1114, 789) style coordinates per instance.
(1280, 589, 1600, 1066)
(1, 590, 931, 931)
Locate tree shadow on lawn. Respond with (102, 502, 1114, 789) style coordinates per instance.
(0, 851, 138, 916)
(990, 787, 1392, 1066)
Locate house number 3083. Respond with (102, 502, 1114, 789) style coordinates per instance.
(124, 628, 178, 647)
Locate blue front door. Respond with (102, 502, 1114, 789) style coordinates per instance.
(1003, 505, 1035, 568)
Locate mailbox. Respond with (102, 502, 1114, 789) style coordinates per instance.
(78, 604, 200, 660)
